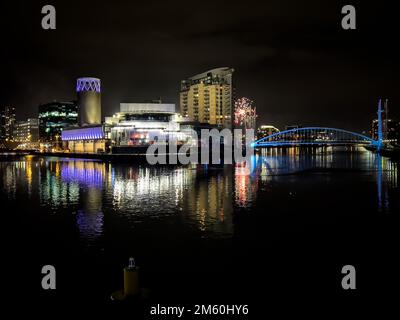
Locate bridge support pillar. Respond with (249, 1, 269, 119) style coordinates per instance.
(377, 99, 384, 152)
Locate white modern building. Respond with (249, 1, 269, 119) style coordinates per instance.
(105, 103, 188, 147)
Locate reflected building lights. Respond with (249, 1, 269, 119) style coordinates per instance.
(76, 185, 104, 244)
(61, 161, 106, 188)
(0, 149, 398, 242)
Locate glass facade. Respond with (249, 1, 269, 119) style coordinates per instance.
(0, 106, 16, 141)
(38, 101, 78, 143)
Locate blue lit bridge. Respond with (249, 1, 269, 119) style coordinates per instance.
(253, 100, 385, 151)
(253, 127, 380, 148)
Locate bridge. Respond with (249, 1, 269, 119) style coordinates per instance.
(252, 127, 380, 148)
(253, 100, 385, 150)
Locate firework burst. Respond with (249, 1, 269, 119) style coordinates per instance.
(234, 97, 257, 129)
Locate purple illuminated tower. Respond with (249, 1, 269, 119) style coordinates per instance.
(77, 77, 101, 126)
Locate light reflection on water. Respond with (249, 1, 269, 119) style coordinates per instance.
(0, 148, 398, 245)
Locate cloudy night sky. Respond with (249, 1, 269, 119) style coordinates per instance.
(1, 0, 398, 132)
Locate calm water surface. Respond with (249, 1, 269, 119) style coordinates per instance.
(1, 147, 398, 303)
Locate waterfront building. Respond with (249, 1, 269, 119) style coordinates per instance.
(180, 67, 234, 129)
(14, 118, 39, 142)
(60, 77, 103, 153)
(61, 125, 107, 153)
(372, 118, 400, 142)
(257, 125, 280, 140)
(105, 102, 186, 149)
(77, 77, 102, 126)
(62, 102, 187, 154)
(0, 106, 16, 141)
(38, 101, 78, 144)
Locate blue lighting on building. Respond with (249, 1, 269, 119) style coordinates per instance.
(62, 126, 105, 141)
(76, 77, 101, 93)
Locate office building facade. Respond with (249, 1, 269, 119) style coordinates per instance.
(14, 118, 39, 142)
(0, 106, 16, 141)
(180, 67, 234, 129)
(38, 101, 78, 143)
(372, 118, 400, 142)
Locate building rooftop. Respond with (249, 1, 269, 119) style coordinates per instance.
(186, 67, 234, 81)
(119, 103, 176, 114)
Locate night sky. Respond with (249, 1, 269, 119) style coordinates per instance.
(1, 0, 398, 132)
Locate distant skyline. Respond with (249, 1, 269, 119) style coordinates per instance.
(1, 0, 398, 132)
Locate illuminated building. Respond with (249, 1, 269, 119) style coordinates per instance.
(180, 67, 234, 129)
(14, 118, 39, 142)
(77, 77, 102, 126)
(62, 102, 187, 154)
(61, 125, 107, 153)
(60, 77, 104, 153)
(257, 125, 280, 140)
(0, 106, 16, 141)
(38, 101, 78, 144)
(371, 118, 400, 142)
(105, 102, 186, 151)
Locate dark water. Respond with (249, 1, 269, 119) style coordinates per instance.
(1, 147, 399, 309)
